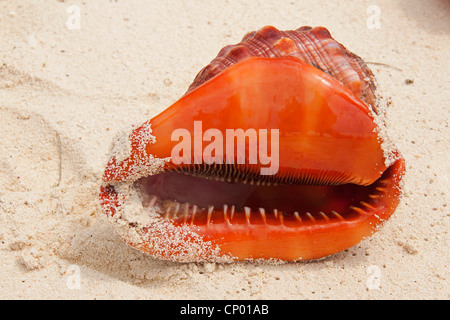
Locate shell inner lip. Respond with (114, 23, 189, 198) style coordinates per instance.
(135, 164, 394, 226)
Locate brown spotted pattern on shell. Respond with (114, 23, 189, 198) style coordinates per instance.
(187, 26, 377, 110)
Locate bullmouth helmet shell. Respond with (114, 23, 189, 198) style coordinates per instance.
(99, 26, 405, 262)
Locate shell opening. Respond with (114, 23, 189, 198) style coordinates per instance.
(134, 160, 402, 227)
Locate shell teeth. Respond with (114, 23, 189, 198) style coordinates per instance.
(223, 204, 231, 224)
(147, 195, 158, 207)
(183, 202, 190, 220)
(174, 202, 180, 214)
(244, 206, 251, 224)
(278, 212, 284, 225)
(360, 201, 376, 210)
(183, 203, 190, 223)
(350, 205, 367, 215)
(331, 210, 344, 220)
(190, 205, 198, 225)
(163, 206, 171, 219)
(319, 211, 329, 222)
(193, 171, 274, 187)
(305, 212, 316, 222)
(153, 197, 356, 226)
(230, 205, 235, 220)
(207, 205, 214, 226)
(259, 208, 267, 224)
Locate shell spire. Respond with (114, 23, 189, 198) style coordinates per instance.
(187, 26, 377, 110)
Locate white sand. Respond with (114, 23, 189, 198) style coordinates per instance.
(0, 0, 448, 299)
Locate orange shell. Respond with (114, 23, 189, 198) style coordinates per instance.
(99, 26, 405, 262)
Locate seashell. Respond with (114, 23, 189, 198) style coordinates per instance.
(99, 26, 405, 262)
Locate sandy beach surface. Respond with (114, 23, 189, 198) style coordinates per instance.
(0, 0, 448, 299)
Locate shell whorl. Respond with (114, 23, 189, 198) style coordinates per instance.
(187, 26, 377, 110)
